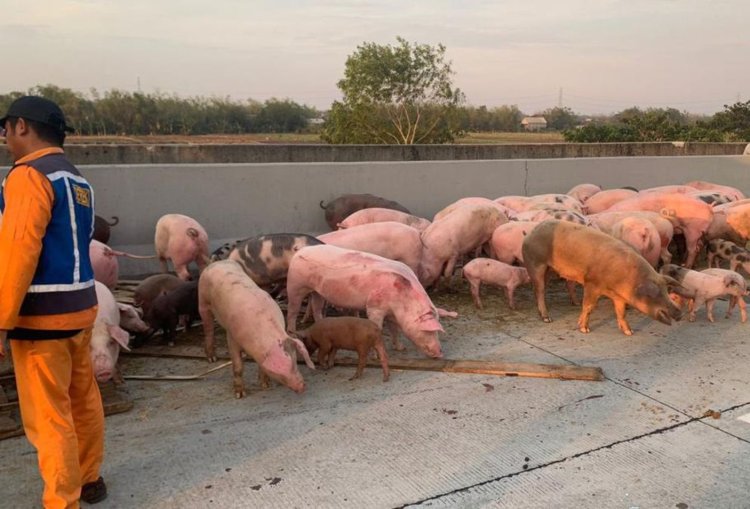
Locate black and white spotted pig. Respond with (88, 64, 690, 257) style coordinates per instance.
(227, 233, 324, 287)
(210, 239, 247, 262)
(706, 239, 750, 274)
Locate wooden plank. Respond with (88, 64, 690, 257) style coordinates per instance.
(122, 347, 604, 382)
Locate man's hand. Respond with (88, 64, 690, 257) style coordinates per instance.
(0, 330, 7, 358)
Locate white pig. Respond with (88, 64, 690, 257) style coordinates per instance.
(91, 281, 131, 383)
(154, 213, 210, 281)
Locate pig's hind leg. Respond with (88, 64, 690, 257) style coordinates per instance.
(577, 286, 601, 334)
(199, 303, 218, 362)
(527, 264, 552, 323)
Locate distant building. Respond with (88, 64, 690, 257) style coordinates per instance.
(521, 116, 547, 131)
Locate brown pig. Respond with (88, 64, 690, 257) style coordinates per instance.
(522, 220, 682, 335)
(295, 317, 389, 382)
(462, 258, 531, 310)
(199, 260, 315, 398)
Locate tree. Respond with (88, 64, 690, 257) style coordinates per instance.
(322, 37, 465, 144)
(540, 106, 578, 131)
(710, 100, 750, 141)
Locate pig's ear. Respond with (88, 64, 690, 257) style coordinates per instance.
(724, 275, 740, 288)
(418, 313, 444, 332)
(108, 325, 131, 351)
(436, 307, 458, 319)
(289, 337, 315, 370)
(661, 275, 685, 290)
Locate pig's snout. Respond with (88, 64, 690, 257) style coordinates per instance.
(292, 381, 306, 394)
(95, 370, 112, 383)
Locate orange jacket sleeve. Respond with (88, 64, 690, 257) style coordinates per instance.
(0, 165, 54, 330)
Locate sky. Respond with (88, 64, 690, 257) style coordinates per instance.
(1, 0, 748, 115)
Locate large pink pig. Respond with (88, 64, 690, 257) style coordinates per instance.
(91, 281, 131, 383)
(606, 193, 713, 268)
(420, 204, 506, 286)
(495, 194, 583, 213)
(488, 221, 540, 264)
(610, 217, 662, 268)
(90, 239, 119, 290)
(154, 213, 210, 281)
(433, 197, 514, 222)
(684, 180, 745, 201)
(337, 207, 432, 232)
(588, 211, 675, 265)
(584, 188, 638, 214)
(566, 183, 602, 204)
(199, 260, 315, 398)
(318, 222, 423, 275)
(639, 184, 698, 195)
(285, 245, 445, 358)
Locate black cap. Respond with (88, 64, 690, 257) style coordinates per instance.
(0, 96, 75, 133)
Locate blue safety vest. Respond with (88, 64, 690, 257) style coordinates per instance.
(0, 152, 97, 318)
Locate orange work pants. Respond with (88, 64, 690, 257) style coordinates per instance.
(11, 328, 104, 509)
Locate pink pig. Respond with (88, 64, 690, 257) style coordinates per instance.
(684, 180, 745, 201)
(285, 245, 446, 358)
(462, 258, 531, 310)
(318, 222, 423, 276)
(91, 281, 131, 384)
(584, 189, 638, 214)
(337, 207, 432, 232)
(419, 204, 506, 287)
(154, 213, 210, 281)
(488, 221, 540, 265)
(90, 239, 119, 290)
(433, 197, 514, 222)
(199, 260, 315, 398)
(566, 183, 602, 204)
(610, 217, 662, 268)
(495, 194, 583, 213)
(588, 211, 675, 265)
(606, 193, 714, 268)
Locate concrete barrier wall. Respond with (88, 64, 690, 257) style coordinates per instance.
(2, 142, 749, 165)
(81, 154, 750, 276)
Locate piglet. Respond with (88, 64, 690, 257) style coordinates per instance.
(462, 258, 531, 310)
(118, 303, 151, 335)
(154, 213, 210, 280)
(701, 268, 748, 322)
(660, 263, 745, 322)
(199, 260, 315, 398)
(91, 281, 131, 384)
(296, 317, 389, 382)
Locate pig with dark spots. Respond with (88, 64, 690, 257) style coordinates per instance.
(320, 193, 411, 231)
(684, 181, 745, 201)
(144, 281, 200, 346)
(606, 193, 714, 268)
(495, 194, 583, 214)
(93, 215, 119, 244)
(285, 244, 445, 358)
(462, 258, 531, 310)
(318, 222, 423, 276)
(522, 220, 682, 335)
(639, 185, 698, 195)
(706, 239, 750, 275)
(513, 208, 591, 226)
(688, 191, 732, 207)
(419, 204, 506, 287)
(154, 213, 210, 280)
(199, 260, 315, 398)
(210, 238, 248, 262)
(337, 208, 431, 232)
(295, 317, 389, 382)
(133, 274, 184, 317)
(227, 233, 323, 288)
(660, 263, 746, 322)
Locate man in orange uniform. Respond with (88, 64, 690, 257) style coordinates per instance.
(0, 96, 107, 508)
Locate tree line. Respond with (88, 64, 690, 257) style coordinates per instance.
(0, 85, 320, 136)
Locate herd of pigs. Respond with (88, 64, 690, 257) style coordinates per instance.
(85, 179, 750, 398)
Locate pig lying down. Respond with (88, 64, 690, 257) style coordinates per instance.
(91, 282, 131, 384)
(285, 244, 446, 358)
(295, 317, 390, 382)
(199, 260, 315, 398)
(522, 220, 682, 335)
